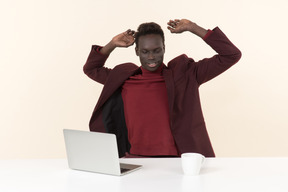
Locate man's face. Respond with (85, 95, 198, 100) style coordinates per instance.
(135, 34, 165, 72)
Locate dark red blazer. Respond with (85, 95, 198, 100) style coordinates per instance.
(83, 27, 241, 157)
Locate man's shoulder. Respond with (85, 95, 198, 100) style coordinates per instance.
(167, 54, 195, 69)
(113, 62, 139, 71)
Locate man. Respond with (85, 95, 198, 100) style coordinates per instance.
(83, 19, 241, 157)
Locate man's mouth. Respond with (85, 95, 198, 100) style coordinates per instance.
(147, 63, 157, 68)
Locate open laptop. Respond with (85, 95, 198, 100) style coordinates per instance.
(63, 129, 142, 176)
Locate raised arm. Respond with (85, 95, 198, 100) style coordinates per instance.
(100, 29, 135, 55)
(83, 29, 135, 84)
(167, 19, 241, 85)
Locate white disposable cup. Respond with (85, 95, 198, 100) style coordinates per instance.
(181, 153, 205, 176)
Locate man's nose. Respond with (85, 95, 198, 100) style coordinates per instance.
(148, 52, 155, 60)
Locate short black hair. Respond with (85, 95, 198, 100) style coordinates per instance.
(135, 22, 165, 48)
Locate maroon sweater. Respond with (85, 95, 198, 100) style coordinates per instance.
(83, 27, 241, 157)
(122, 64, 178, 156)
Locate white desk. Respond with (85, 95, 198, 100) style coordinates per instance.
(1, 158, 288, 192)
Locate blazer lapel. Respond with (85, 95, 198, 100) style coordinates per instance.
(163, 67, 175, 130)
(95, 63, 140, 111)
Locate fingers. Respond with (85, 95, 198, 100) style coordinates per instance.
(125, 29, 136, 36)
(167, 19, 181, 33)
(167, 19, 180, 28)
(167, 26, 175, 33)
(122, 29, 135, 47)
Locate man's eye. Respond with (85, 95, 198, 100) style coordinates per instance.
(154, 49, 161, 53)
(142, 50, 148, 54)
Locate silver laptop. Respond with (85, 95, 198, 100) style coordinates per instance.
(63, 129, 142, 176)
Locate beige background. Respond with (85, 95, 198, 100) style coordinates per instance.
(1, 0, 287, 159)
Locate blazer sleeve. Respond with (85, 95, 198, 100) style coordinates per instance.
(83, 45, 112, 85)
(191, 27, 242, 85)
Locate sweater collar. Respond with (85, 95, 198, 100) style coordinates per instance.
(140, 63, 164, 76)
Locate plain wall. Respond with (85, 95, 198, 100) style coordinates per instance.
(1, 0, 288, 159)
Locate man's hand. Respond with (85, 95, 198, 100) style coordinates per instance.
(167, 19, 208, 38)
(167, 19, 195, 33)
(111, 29, 135, 48)
(100, 29, 135, 55)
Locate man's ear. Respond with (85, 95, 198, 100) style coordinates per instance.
(135, 47, 139, 56)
